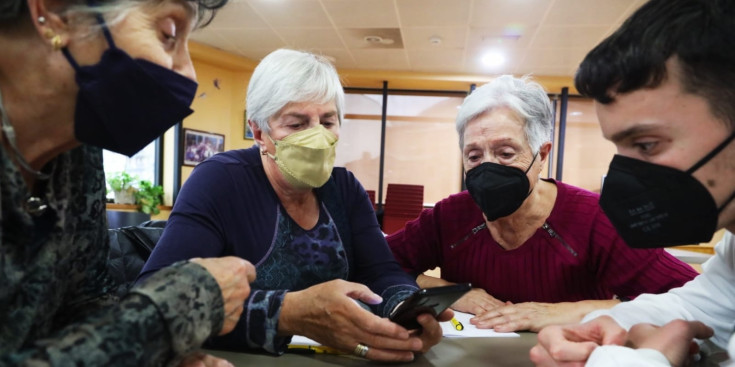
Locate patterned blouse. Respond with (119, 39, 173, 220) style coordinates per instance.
(0, 144, 224, 366)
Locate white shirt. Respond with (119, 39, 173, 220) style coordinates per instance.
(584, 231, 735, 366)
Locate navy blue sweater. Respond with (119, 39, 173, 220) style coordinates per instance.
(138, 146, 417, 353)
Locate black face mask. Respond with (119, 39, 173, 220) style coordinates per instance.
(465, 154, 537, 221)
(62, 14, 197, 157)
(600, 131, 735, 248)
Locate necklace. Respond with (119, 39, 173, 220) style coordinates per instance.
(0, 88, 51, 180)
(0, 89, 52, 216)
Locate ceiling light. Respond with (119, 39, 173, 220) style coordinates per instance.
(481, 50, 506, 68)
(364, 35, 394, 45)
(570, 111, 583, 116)
(429, 36, 442, 45)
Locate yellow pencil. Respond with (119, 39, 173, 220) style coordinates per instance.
(287, 344, 345, 355)
(450, 317, 464, 331)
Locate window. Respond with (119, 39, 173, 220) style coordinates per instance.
(336, 91, 464, 206)
(102, 139, 160, 200)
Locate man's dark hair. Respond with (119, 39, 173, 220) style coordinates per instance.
(575, 0, 735, 127)
(0, 0, 229, 29)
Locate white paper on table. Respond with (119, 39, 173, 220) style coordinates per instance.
(290, 335, 321, 346)
(441, 311, 520, 338)
(289, 310, 519, 347)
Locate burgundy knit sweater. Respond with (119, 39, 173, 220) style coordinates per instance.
(387, 179, 698, 303)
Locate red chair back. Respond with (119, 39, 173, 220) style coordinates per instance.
(382, 184, 424, 234)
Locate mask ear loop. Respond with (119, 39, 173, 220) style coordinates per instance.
(684, 130, 735, 213)
(60, 13, 116, 71)
(524, 152, 539, 174)
(686, 130, 735, 174)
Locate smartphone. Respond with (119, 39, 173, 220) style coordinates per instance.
(389, 283, 471, 330)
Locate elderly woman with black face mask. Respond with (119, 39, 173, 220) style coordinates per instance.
(139, 48, 450, 362)
(0, 1, 257, 366)
(387, 75, 698, 333)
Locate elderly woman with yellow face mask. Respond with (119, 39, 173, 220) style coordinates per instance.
(139, 49, 450, 362)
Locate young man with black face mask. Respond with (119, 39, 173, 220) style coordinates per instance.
(531, 0, 735, 366)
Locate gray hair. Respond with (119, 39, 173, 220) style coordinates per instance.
(247, 49, 344, 135)
(0, 0, 227, 31)
(456, 75, 554, 154)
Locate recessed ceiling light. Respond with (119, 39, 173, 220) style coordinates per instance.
(570, 111, 583, 116)
(364, 35, 394, 45)
(481, 50, 506, 68)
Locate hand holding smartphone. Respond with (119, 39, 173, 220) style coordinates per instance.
(389, 283, 471, 330)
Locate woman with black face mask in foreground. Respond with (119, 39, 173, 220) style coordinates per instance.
(387, 75, 698, 333)
(0, 1, 255, 366)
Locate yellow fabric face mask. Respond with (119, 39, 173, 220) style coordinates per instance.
(267, 124, 338, 189)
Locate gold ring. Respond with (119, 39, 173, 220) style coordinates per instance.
(353, 343, 369, 358)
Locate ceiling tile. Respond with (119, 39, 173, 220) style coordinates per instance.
(322, 0, 400, 28)
(544, 0, 637, 26)
(205, 1, 267, 29)
(188, 0, 642, 78)
(407, 49, 465, 72)
(466, 26, 536, 50)
(276, 28, 345, 49)
(317, 48, 358, 69)
(463, 46, 526, 75)
(339, 28, 404, 49)
(246, 0, 331, 28)
(529, 25, 610, 49)
(190, 30, 240, 54)
(350, 49, 410, 70)
(471, 0, 552, 28)
(402, 27, 466, 50)
(215, 28, 287, 55)
(521, 48, 590, 68)
(396, 0, 471, 27)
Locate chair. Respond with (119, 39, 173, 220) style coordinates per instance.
(107, 220, 166, 297)
(382, 184, 424, 235)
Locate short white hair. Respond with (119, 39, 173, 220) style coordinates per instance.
(246, 49, 344, 134)
(456, 75, 553, 154)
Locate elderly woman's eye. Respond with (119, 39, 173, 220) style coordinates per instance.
(159, 18, 177, 49)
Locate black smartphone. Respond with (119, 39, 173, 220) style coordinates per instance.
(389, 283, 471, 330)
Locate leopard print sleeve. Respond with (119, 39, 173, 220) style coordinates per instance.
(130, 261, 225, 360)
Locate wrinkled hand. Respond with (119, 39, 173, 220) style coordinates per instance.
(178, 352, 234, 367)
(530, 316, 627, 367)
(191, 257, 256, 335)
(627, 320, 713, 367)
(450, 287, 507, 315)
(471, 302, 586, 332)
(279, 279, 423, 362)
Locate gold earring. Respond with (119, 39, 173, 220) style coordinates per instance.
(51, 35, 62, 51)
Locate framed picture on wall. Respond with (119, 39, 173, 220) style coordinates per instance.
(244, 110, 254, 140)
(182, 128, 225, 166)
(244, 121, 254, 140)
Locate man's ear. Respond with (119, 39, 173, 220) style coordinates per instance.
(27, 0, 70, 49)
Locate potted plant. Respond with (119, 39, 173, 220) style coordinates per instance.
(107, 172, 138, 205)
(135, 180, 164, 215)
